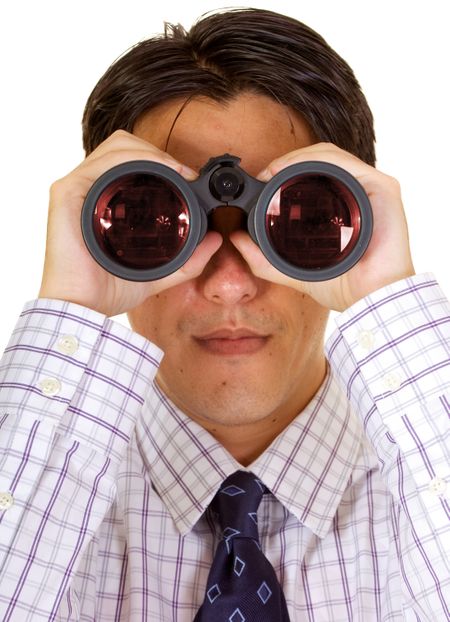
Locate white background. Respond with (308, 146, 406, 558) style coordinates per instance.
(0, 0, 448, 351)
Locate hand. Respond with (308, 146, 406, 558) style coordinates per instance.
(39, 130, 222, 317)
(231, 142, 415, 311)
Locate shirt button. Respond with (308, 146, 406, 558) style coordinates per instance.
(0, 492, 14, 511)
(428, 477, 447, 497)
(357, 330, 375, 351)
(383, 372, 401, 391)
(39, 377, 61, 396)
(56, 335, 78, 355)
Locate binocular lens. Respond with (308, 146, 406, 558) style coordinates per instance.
(265, 174, 360, 269)
(92, 172, 190, 269)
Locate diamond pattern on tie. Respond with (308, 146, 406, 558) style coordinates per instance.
(207, 584, 221, 604)
(223, 527, 241, 540)
(248, 511, 258, 525)
(194, 470, 291, 621)
(234, 556, 246, 576)
(257, 581, 272, 604)
(221, 485, 245, 496)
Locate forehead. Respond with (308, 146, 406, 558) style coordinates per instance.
(133, 92, 315, 176)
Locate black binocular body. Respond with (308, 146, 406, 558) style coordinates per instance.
(81, 154, 373, 282)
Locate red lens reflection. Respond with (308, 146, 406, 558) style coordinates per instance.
(92, 173, 190, 269)
(265, 174, 361, 269)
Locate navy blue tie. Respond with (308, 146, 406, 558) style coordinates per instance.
(194, 470, 291, 621)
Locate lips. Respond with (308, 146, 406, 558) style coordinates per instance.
(193, 328, 270, 355)
(196, 328, 267, 340)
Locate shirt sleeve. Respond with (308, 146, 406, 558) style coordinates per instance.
(0, 299, 163, 621)
(326, 273, 450, 619)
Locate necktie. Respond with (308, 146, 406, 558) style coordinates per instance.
(194, 470, 291, 621)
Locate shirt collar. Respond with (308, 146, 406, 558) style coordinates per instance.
(135, 371, 362, 539)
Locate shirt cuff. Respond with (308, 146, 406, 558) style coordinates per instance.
(326, 273, 450, 508)
(327, 273, 448, 410)
(0, 298, 163, 463)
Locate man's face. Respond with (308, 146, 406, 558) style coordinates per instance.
(128, 93, 329, 434)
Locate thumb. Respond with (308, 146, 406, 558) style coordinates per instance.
(230, 230, 285, 282)
(174, 231, 223, 281)
(230, 230, 315, 297)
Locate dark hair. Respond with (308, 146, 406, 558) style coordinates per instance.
(82, 8, 376, 165)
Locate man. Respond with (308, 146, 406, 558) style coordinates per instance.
(0, 8, 448, 621)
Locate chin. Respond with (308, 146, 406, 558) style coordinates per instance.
(185, 382, 283, 425)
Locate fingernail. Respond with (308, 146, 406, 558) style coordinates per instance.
(182, 165, 198, 180)
(257, 168, 271, 181)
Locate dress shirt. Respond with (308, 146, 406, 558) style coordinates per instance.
(0, 273, 448, 621)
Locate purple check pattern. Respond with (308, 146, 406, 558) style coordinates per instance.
(194, 471, 290, 621)
(0, 274, 449, 621)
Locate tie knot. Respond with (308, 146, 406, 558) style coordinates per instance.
(211, 470, 266, 542)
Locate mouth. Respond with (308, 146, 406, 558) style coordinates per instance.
(193, 328, 270, 355)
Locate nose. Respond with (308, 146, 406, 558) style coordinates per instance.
(201, 242, 259, 305)
(200, 207, 259, 305)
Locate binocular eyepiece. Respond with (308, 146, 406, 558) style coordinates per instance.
(81, 154, 373, 282)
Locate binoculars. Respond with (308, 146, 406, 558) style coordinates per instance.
(81, 154, 373, 282)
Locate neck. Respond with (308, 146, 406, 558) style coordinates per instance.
(159, 354, 328, 467)
(205, 414, 301, 467)
(209, 361, 327, 466)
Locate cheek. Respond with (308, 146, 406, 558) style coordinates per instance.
(128, 291, 177, 347)
(284, 295, 329, 348)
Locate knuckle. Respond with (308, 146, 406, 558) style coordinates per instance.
(386, 174, 401, 191)
(311, 141, 336, 152)
(111, 128, 130, 139)
(264, 160, 283, 177)
(317, 141, 334, 148)
(166, 159, 186, 175)
(103, 129, 132, 146)
(49, 177, 65, 197)
(390, 175, 401, 187)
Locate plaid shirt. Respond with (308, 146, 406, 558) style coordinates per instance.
(0, 273, 448, 621)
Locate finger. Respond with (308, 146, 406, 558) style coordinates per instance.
(79, 129, 198, 181)
(86, 129, 177, 165)
(159, 231, 223, 288)
(229, 230, 303, 291)
(257, 142, 370, 182)
(76, 149, 197, 189)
